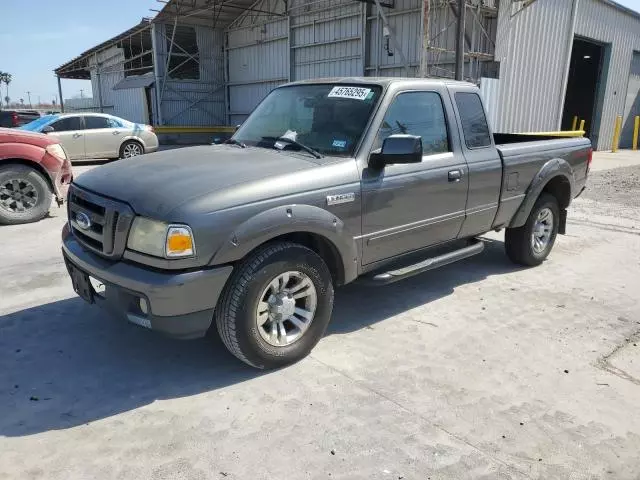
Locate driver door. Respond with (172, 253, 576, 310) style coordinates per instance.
(361, 90, 469, 265)
(48, 116, 85, 160)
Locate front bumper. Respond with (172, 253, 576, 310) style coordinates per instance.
(62, 224, 233, 339)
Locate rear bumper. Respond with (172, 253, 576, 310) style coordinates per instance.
(61, 223, 233, 339)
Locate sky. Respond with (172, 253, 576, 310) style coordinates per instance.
(1, 0, 640, 106)
(0, 0, 157, 105)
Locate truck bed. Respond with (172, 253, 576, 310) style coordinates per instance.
(491, 134, 592, 229)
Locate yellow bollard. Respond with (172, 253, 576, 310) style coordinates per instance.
(612, 115, 622, 153)
(571, 116, 578, 131)
(633, 116, 639, 151)
(579, 119, 585, 133)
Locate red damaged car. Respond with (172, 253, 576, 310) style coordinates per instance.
(0, 127, 73, 224)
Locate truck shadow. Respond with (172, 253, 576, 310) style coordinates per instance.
(329, 238, 518, 334)
(0, 239, 518, 437)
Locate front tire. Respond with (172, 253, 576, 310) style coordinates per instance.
(505, 193, 559, 266)
(215, 242, 334, 369)
(0, 164, 51, 225)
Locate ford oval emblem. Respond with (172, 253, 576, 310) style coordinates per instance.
(76, 212, 92, 230)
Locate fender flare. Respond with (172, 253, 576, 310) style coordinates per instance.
(509, 158, 575, 228)
(211, 204, 359, 284)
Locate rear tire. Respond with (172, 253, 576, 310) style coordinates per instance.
(505, 193, 559, 266)
(0, 164, 51, 225)
(119, 140, 144, 159)
(215, 242, 334, 369)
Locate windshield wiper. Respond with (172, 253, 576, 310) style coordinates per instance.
(224, 138, 246, 148)
(262, 136, 323, 159)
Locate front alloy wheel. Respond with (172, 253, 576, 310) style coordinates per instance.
(216, 242, 334, 369)
(256, 271, 318, 347)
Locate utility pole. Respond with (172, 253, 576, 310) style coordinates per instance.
(455, 0, 465, 81)
(26, 91, 32, 108)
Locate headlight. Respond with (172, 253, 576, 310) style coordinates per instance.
(127, 218, 196, 259)
(45, 144, 67, 161)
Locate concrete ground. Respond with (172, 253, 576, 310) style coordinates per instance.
(1, 155, 640, 479)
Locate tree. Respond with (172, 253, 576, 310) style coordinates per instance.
(0, 72, 11, 109)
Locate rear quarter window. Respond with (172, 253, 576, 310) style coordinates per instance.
(455, 92, 491, 148)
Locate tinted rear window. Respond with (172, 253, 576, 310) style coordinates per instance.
(455, 92, 491, 148)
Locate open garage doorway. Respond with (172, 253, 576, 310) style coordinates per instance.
(561, 37, 608, 145)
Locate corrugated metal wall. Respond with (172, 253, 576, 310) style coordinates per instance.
(154, 22, 226, 126)
(89, 46, 149, 123)
(493, 0, 640, 150)
(575, 0, 640, 150)
(479, 76, 500, 130)
(621, 52, 640, 148)
(365, 0, 420, 77)
(492, 0, 574, 134)
(226, 14, 289, 126)
(290, 0, 364, 80)
(225, 0, 366, 125)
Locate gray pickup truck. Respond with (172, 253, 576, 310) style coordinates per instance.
(62, 78, 591, 368)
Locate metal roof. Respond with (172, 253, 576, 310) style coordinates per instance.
(153, 0, 283, 29)
(54, 19, 153, 79)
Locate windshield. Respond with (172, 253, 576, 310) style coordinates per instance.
(20, 115, 58, 132)
(233, 84, 382, 157)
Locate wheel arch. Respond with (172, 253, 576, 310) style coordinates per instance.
(509, 158, 575, 228)
(210, 204, 358, 286)
(0, 158, 54, 194)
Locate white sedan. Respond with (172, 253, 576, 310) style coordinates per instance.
(20, 113, 159, 161)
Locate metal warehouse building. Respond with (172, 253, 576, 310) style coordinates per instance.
(55, 0, 640, 150)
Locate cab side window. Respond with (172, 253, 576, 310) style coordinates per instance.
(375, 91, 450, 155)
(51, 116, 82, 132)
(455, 92, 491, 148)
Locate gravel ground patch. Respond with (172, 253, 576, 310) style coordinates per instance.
(581, 165, 640, 208)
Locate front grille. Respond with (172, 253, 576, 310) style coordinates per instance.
(68, 185, 134, 259)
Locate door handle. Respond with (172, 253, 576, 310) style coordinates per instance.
(73, 133, 82, 139)
(448, 170, 462, 182)
(112, 131, 120, 135)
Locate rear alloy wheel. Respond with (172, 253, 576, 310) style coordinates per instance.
(505, 193, 560, 266)
(120, 141, 144, 159)
(0, 165, 51, 225)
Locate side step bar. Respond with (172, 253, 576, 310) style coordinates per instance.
(363, 239, 485, 285)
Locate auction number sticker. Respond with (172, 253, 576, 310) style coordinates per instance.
(328, 86, 372, 101)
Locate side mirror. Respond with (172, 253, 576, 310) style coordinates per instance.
(234, 124, 242, 133)
(369, 134, 422, 168)
(42, 125, 54, 133)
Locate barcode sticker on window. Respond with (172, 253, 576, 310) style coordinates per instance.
(327, 86, 372, 100)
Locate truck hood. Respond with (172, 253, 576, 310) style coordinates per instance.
(74, 145, 318, 217)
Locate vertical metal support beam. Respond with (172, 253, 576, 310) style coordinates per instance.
(375, 11, 381, 76)
(287, 15, 293, 82)
(361, 2, 368, 76)
(455, 0, 465, 80)
(160, 16, 179, 113)
(557, 0, 580, 130)
(372, 0, 409, 76)
(95, 54, 104, 113)
(151, 22, 164, 125)
(57, 76, 65, 113)
(419, 0, 429, 77)
(223, 38, 230, 125)
(633, 116, 639, 151)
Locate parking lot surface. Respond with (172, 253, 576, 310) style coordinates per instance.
(2, 159, 640, 479)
